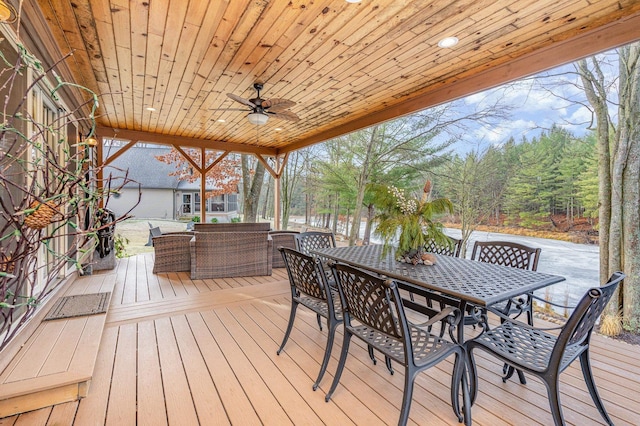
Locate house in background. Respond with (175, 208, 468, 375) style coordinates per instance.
(104, 143, 240, 222)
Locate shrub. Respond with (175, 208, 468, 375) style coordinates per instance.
(231, 217, 241, 223)
(210, 218, 219, 223)
(114, 234, 130, 258)
(518, 211, 547, 228)
(600, 311, 623, 336)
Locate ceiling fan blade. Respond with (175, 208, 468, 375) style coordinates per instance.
(269, 110, 300, 122)
(227, 93, 256, 108)
(210, 108, 250, 111)
(262, 98, 296, 111)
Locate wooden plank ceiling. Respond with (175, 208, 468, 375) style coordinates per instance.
(33, 0, 640, 155)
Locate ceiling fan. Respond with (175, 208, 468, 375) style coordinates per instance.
(222, 83, 300, 125)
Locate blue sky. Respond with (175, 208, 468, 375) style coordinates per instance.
(445, 48, 620, 154)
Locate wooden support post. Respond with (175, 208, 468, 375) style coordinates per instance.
(274, 172, 281, 231)
(200, 147, 206, 223)
(256, 153, 289, 231)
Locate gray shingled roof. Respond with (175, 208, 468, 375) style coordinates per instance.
(104, 145, 181, 189)
(103, 145, 232, 191)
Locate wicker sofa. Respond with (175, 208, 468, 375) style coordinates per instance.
(189, 230, 273, 279)
(194, 222, 271, 232)
(268, 230, 299, 268)
(151, 232, 194, 273)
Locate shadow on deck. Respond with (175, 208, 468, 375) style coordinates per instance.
(0, 253, 638, 425)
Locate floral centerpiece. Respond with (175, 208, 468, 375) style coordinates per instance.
(373, 181, 453, 265)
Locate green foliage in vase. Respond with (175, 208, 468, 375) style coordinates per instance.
(372, 181, 453, 258)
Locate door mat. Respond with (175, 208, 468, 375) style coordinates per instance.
(44, 292, 111, 321)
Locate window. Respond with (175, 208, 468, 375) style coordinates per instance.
(182, 194, 192, 213)
(33, 92, 66, 291)
(210, 195, 224, 212)
(194, 193, 201, 213)
(227, 193, 238, 212)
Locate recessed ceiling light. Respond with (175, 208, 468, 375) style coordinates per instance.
(438, 36, 459, 48)
(146, 107, 156, 111)
(275, 127, 283, 131)
(346, 0, 361, 3)
(217, 119, 226, 123)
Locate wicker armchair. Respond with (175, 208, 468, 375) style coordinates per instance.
(152, 232, 194, 273)
(189, 231, 272, 279)
(269, 230, 299, 268)
(194, 222, 271, 232)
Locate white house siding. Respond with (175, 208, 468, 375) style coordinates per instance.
(103, 144, 239, 221)
(107, 188, 174, 220)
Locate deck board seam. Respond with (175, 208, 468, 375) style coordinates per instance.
(105, 280, 290, 326)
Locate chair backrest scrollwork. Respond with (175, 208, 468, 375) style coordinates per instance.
(471, 240, 541, 271)
(425, 237, 462, 257)
(279, 247, 328, 302)
(295, 231, 336, 256)
(332, 263, 404, 340)
(560, 271, 624, 349)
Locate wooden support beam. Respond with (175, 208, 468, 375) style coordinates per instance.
(204, 151, 230, 174)
(255, 155, 277, 180)
(280, 11, 640, 154)
(102, 139, 138, 166)
(275, 152, 289, 178)
(260, 154, 289, 230)
(96, 127, 278, 156)
(174, 145, 201, 173)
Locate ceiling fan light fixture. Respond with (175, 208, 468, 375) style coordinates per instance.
(247, 112, 269, 125)
(0, 1, 16, 23)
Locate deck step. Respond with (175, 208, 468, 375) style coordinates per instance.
(0, 270, 116, 418)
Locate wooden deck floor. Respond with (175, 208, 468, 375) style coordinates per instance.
(1, 253, 638, 425)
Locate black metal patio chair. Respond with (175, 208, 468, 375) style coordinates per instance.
(425, 236, 463, 257)
(408, 236, 462, 304)
(470, 240, 542, 382)
(145, 223, 162, 246)
(294, 231, 387, 372)
(466, 271, 625, 426)
(326, 262, 471, 426)
(295, 231, 336, 254)
(295, 231, 337, 330)
(277, 247, 342, 391)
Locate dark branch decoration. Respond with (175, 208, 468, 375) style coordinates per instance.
(0, 38, 140, 350)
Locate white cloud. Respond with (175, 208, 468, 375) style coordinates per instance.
(450, 52, 623, 153)
(472, 118, 538, 145)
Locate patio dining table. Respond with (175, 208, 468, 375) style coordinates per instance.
(314, 244, 565, 342)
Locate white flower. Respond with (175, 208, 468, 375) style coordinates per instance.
(389, 186, 417, 215)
